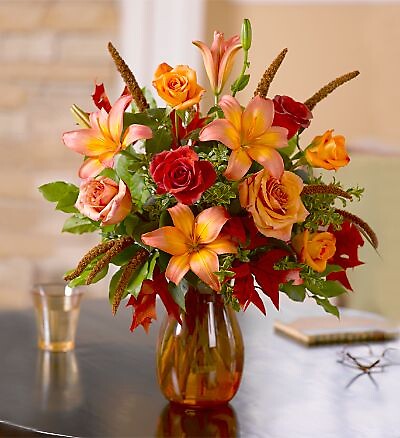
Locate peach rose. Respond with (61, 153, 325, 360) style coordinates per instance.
(239, 170, 309, 241)
(152, 63, 205, 110)
(305, 130, 350, 170)
(292, 230, 336, 272)
(76, 177, 131, 226)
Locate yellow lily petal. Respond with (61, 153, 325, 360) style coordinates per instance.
(189, 249, 220, 291)
(78, 157, 105, 179)
(195, 206, 230, 244)
(247, 145, 284, 179)
(224, 148, 252, 181)
(141, 226, 189, 255)
(199, 119, 240, 152)
(168, 204, 195, 239)
(166, 254, 190, 285)
(253, 126, 288, 148)
(108, 94, 131, 143)
(219, 95, 242, 132)
(242, 96, 274, 142)
(206, 236, 237, 255)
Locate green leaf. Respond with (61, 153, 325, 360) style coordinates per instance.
(124, 215, 140, 237)
(317, 280, 348, 298)
(319, 264, 343, 277)
(67, 257, 109, 287)
(158, 250, 171, 272)
(62, 214, 99, 234)
(279, 135, 298, 158)
(115, 153, 142, 181)
(109, 269, 124, 304)
(55, 190, 79, 213)
(132, 221, 158, 247)
(231, 74, 250, 93)
(145, 127, 172, 155)
(314, 296, 340, 318)
(280, 283, 306, 302)
(98, 167, 119, 180)
(39, 181, 79, 202)
(117, 252, 156, 299)
(111, 244, 141, 266)
(168, 278, 189, 310)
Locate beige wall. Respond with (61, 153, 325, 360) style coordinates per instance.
(205, 2, 400, 320)
(1, 0, 399, 319)
(0, 0, 119, 308)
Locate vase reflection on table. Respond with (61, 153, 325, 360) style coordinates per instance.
(157, 288, 244, 407)
(156, 402, 238, 437)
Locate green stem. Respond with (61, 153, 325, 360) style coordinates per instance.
(232, 49, 249, 98)
(174, 111, 180, 146)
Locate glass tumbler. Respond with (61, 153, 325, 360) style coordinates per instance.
(32, 283, 83, 352)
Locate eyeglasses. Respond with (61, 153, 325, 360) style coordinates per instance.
(337, 344, 400, 388)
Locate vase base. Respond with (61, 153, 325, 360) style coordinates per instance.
(169, 399, 232, 410)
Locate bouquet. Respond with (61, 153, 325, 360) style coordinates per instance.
(40, 19, 377, 332)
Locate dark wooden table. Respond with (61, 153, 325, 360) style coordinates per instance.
(0, 296, 399, 438)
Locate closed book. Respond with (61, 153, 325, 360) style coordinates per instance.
(274, 314, 399, 346)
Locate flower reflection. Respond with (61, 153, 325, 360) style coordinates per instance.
(156, 402, 238, 437)
(36, 350, 82, 411)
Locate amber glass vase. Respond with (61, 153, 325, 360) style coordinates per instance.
(156, 288, 244, 407)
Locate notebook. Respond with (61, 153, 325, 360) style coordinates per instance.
(274, 314, 399, 346)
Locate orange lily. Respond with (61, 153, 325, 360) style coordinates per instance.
(141, 204, 237, 291)
(63, 95, 153, 178)
(193, 31, 242, 96)
(199, 95, 288, 180)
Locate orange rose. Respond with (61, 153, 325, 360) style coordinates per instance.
(292, 230, 336, 272)
(152, 63, 205, 110)
(239, 170, 309, 241)
(305, 130, 350, 170)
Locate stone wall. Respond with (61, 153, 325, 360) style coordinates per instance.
(0, 0, 119, 308)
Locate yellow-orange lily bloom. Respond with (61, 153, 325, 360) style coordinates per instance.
(63, 95, 153, 178)
(141, 204, 237, 291)
(193, 31, 242, 96)
(199, 95, 288, 181)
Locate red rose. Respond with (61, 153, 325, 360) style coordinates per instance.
(272, 95, 313, 139)
(149, 146, 216, 204)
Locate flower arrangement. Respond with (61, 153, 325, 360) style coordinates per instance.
(40, 19, 377, 332)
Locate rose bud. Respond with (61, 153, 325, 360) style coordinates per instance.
(305, 130, 350, 170)
(292, 230, 336, 272)
(76, 177, 132, 226)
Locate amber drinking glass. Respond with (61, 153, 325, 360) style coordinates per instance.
(32, 283, 83, 352)
(156, 288, 244, 407)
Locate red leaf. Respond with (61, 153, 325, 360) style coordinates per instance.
(126, 289, 156, 333)
(232, 263, 266, 314)
(170, 109, 208, 148)
(223, 215, 269, 249)
(152, 268, 182, 324)
(250, 249, 297, 311)
(126, 268, 181, 333)
(328, 270, 353, 291)
(92, 82, 112, 112)
(92, 84, 130, 113)
(329, 221, 364, 269)
(327, 221, 364, 290)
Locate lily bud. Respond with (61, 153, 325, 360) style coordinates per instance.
(70, 104, 90, 128)
(241, 19, 252, 51)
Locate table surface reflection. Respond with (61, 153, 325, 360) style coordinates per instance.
(0, 297, 399, 438)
